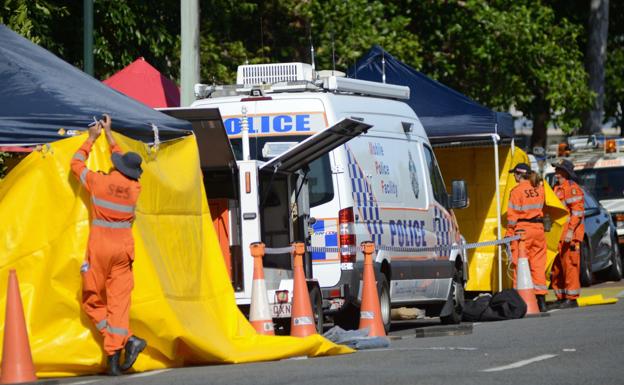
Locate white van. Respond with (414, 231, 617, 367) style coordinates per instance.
(185, 63, 468, 329)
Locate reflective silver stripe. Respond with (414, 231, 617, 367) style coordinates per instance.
(509, 203, 544, 211)
(96, 319, 108, 330)
(92, 219, 132, 228)
(92, 197, 135, 213)
(565, 289, 580, 295)
(80, 168, 88, 186)
(508, 220, 517, 225)
(554, 289, 565, 294)
(73, 152, 86, 161)
(571, 210, 584, 216)
(565, 196, 583, 204)
(106, 325, 128, 336)
(534, 285, 548, 290)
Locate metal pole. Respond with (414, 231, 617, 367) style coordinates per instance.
(241, 106, 250, 160)
(83, 0, 93, 75)
(180, 0, 200, 106)
(492, 134, 503, 292)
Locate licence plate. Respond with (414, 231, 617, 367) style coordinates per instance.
(271, 303, 292, 318)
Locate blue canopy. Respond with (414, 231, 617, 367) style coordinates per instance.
(0, 25, 191, 146)
(348, 45, 513, 141)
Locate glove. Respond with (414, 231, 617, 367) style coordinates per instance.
(564, 229, 574, 243)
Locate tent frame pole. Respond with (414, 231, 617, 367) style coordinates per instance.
(492, 134, 503, 293)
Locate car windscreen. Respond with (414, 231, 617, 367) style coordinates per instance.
(230, 136, 334, 207)
(575, 166, 624, 201)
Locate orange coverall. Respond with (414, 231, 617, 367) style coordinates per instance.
(71, 138, 141, 356)
(506, 179, 547, 295)
(552, 179, 584, 300)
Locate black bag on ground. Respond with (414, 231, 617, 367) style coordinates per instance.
(462, 289, 527, 322)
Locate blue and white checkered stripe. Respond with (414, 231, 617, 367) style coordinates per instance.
(311, 219, 338, 261)
(346, 148, 383, 245)
(433, 205, 452, 257)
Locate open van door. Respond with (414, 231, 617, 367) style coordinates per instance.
(260, 118, 371, 173)
(259, 118, 372, 278)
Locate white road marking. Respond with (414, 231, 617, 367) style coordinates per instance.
(482, 354, 557, 372)
(68, 380, 99, 385)
(562, 348, 576, 352)
(128, 369, 172, 378)
(359, 346, 478, 353)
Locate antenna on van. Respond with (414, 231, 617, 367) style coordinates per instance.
(331, 30, 336, 76)
(309, 24, 316, 75)
(382, 51, 386, 84)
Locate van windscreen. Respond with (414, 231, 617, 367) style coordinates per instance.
(230, 136, 334, 207)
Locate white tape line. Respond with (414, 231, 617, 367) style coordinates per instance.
(359, 346, 478, 353)
(482, 354, 557, 372)
(128, 369, 172, 378)
(68, 380, 99, 385)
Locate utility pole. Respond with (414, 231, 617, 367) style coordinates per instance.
(181, 0, 200, 106)
(83, 0, 93, 75)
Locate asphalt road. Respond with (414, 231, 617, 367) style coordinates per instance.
(54, 283, 624, 385)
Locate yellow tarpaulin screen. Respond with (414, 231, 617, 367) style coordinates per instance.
(0, 133, 351, 377)
(435, 145, 568, 292)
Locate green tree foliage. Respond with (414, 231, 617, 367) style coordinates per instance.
(1, 0, 601, 142)
(402, 0, 592, 144)
(0, 0, 68, 53)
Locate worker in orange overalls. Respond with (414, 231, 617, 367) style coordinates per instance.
(71, 114, 146, 375)
(506, 163, 548, 312)
(550, 159, 584, 309)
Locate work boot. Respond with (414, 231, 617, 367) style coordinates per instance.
(536, 295, 548, 313)
(558, 299, 578, 309)
(107, 350, 122, 376)
(547, 298, 564, 310)
(120, 335, 147, 371)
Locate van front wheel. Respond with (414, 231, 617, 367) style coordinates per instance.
(440, 265, 464, 325)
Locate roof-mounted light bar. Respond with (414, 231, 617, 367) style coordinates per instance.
(322, 76, 410, 100)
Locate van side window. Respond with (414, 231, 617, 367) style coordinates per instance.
(423, 145, 448, 207)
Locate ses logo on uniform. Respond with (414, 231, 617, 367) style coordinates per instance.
(223, 113, 325, 135)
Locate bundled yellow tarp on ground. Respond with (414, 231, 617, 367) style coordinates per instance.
(435, 145, 569, 292)
(0, 133, 352, 377)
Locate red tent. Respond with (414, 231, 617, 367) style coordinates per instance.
(103, 57, 180, 108)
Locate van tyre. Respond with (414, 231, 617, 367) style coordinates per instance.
(604, 233, 623, 282)
(377, 275, 391, 333)
(440, 265, 464, 325)
(580, 240, 593, 287)
(308, 285, 324, 334)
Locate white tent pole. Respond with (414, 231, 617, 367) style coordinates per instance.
(492, 133, 503, 293)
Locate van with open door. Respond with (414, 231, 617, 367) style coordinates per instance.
(161, 107, 370, 333)
(172, 62, 469, 331)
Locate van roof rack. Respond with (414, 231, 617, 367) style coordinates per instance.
(195, 62, 410, 101)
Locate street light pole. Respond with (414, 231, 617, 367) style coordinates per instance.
(83, 0, 93, 76)
(181, 0, 200, 106)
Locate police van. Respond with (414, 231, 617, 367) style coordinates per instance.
(170, 62, 469, 330)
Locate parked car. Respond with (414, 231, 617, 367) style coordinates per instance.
(578, 188, 622, 286)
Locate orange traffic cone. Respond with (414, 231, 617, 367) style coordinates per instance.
(515, 232, 540, 315)
(290, 242, 317, 337)
(1, 270, 37, 384)
(249, 242, 275, 335)
(358, 242, 386, 337)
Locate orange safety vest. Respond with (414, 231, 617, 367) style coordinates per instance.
(554, 179, 584, 242)
(71, 140, 141, 228)
(506, 179, 545, 233)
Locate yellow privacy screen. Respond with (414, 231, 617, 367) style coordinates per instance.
(435, 145, 568, 291)
(0, 133, 351, 377)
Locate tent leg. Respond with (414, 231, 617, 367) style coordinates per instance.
(492, 134, 503, 293)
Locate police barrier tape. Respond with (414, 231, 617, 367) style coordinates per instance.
(262, 235, 521, 255)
